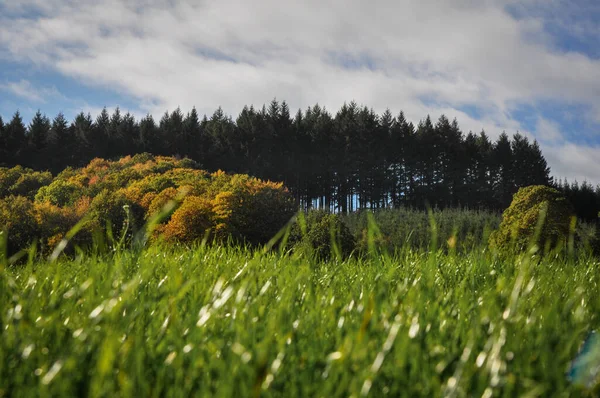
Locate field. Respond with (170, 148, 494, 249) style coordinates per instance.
(1, 222, 600, 397)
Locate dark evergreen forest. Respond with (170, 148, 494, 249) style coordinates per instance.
(0, 100, 598, 221)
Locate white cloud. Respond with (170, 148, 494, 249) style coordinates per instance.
(0, 79, 61, 103)
(0, 0, 599, 183)
(535, 117, 564, 144)
(542, 143, 600, 185)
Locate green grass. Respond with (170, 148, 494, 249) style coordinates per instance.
(1, 238, 600, 396)
(344, 207, 502, 253)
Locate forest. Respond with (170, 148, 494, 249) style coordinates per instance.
(0, 100, 598, 221)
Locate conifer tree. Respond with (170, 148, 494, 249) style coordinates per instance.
(47, 112, 71, 172)
(3, 111, 27, 166)
(27, 111, 51, 170)
(70, 112, 94, 165)
(0, 116, 6, 166)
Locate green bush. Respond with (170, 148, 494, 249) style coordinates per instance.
(0, 166, 53, 199)
(0, 166, 26, 198)
(9, 171, 53, 200)
(85, 190, 142, 240)
(35, 179, 85, 207)
(489, 185, 574, 252)
(0, 195, 40, 254)
(290, 210, 356, 260)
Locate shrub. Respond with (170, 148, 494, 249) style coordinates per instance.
(489, 185, 574, 252)
(0, 196, 39, 254)
(35, 179, 85, 207)
(162, 196, 214, 243)
(85, 190, 142, 240)
(211, 175, 296, 245)
(290, 210, 356, 260)
(10, 171, 53, 199)
(0, 166, 26, 198)
(147, 187, 179, 219)
(34, 202, 80, 254)
(0, 155, 296, 252)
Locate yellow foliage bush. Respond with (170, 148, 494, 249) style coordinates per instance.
(162, 196, 215, 243)
(1, 154, 296, 252)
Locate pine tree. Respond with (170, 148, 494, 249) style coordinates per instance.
(27, 110, 51, 170)
(70, 112, 94, 165)
(183, 107, 203, 160)
(91, 108, 110, 159)
(107, 107, 123, 158)
(492, 132, 514, 208)
(120, 112, 139, 156)
(138, 114, 158, 154)
(3, 111, 27, 166)
(48, 112, 71, 172)
(0, 116, 6, 166)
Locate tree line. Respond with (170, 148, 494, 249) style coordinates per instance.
(1, 100, 598, 220)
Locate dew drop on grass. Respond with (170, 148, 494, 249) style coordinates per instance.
(165, 351, 177, 365)
(259, 280, 271, 296)
(476, 352, 487, 367)
(41, 360, 64, 385)
(157, 276, 168, 288)
(22, 344, 34, 359)
(361, 379, 373, 396)
(89, 304, 105, 319)
(447, 376, 457, 388)
(183, 344, 193, 354)
(197, 306, 211, 327)
(408, 317, 420, 339)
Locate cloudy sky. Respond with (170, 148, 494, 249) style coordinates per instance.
(0, 0, 599, 184)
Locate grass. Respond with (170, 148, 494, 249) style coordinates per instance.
(1, 230, 600, 396)
(344, 207, 502, 253)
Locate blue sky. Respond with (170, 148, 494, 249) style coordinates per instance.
(0, 0, 599, 184)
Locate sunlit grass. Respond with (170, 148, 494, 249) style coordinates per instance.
(1, 230, 599, 397)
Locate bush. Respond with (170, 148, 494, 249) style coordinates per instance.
(0, 155, 297, 252)
(290, 210, 356, 260)
(162, 196, 214, 243)
(147, 187, 179, 219)
(9, 171, 53, 200)
(34, 202, 80, 254)
(35, 179, 85, 207)
(0, 166, 53, 199)
(489, 185, 574, 252)
(211, 175, 296, 245)
(0, 166, 26, 198)
(85, 190, 142, 240)
(0, 196, 40, 254)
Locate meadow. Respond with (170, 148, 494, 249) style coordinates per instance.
(1, 157, 600, 396)
(1, 228, 599, 397)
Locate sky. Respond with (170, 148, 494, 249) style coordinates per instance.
(0, 0, 599, 185)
